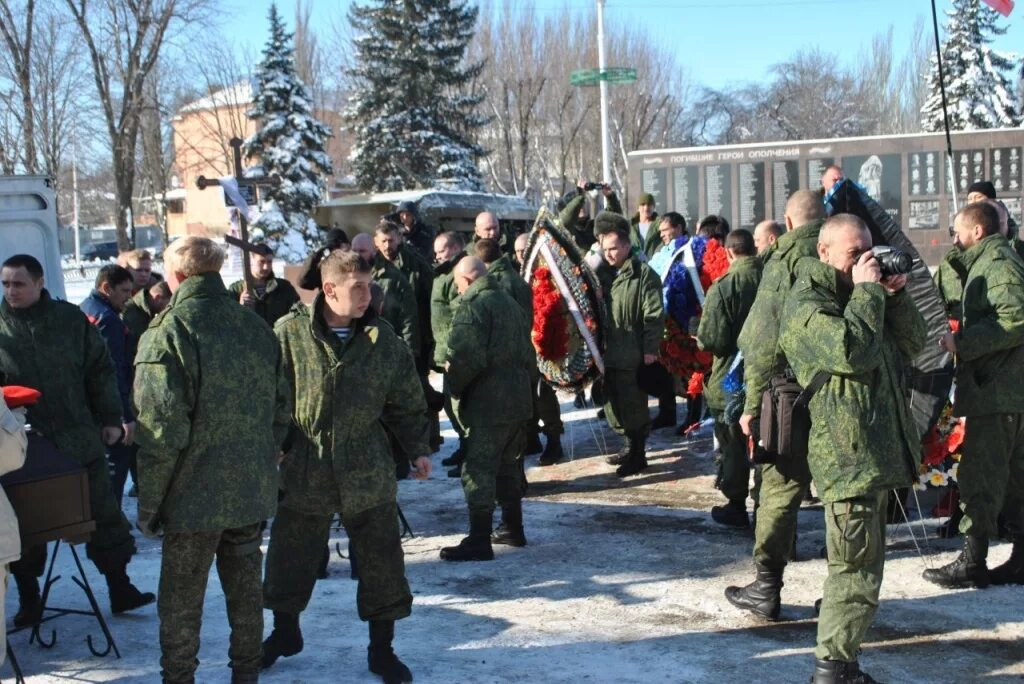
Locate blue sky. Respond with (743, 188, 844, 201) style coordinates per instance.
(230, 0, 1023, 90)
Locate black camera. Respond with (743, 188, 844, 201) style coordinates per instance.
(582, 181, 607, 191)
(872, 246, 914, 277)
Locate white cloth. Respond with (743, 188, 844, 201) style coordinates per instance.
(0, 398, 26, 567)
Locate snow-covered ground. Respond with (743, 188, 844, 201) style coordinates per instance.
(6, 395, 1022, 683)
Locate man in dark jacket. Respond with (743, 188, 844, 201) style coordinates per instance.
(261, 250, 430, 682)
(781, 214, 924, 684)
(696, 229, 762, 528)
(81, 264, 137, 505)
(925, 201, 1024, 589)
(594, 218, 665, 477)
(352, 233, 419, 354)
(441, 257, 533, 561)
(396, 200, 436, 264)
(557, 180, 623, 252)
(228, 243, 301, 327)
(134, 237, 291, 684)
(0, 254, 153, 628)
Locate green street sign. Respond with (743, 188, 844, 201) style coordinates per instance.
(570, 67, 637, 87)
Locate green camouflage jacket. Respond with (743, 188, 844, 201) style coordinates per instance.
(952, 234, 1024, 417)
(122, 288, 156, 358)
(780, 258, 925, 503)
(371, 254, 419, 354)
(275, 296, 429, 518)
(133, 273, 290, 532)
(446, 274, 533, 427)
(934, 247, 967, 323)
(430, 252, 465, 369)
(629, 212, 663, 260)
(696, 256, 762, 412)
(228, 276, 301, 328)
(596, 256, 665, 370)
(0, 291, 121, 465)
(559, 192, 623, 251)
(737, 220, 824, 415)
(488, 255, 533, 317)
(391, 243, 434, 363)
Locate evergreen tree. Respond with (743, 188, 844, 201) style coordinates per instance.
(245, 3, 333, 261)
(344, 0, 486, 192)
(921, 0, 1021, 132)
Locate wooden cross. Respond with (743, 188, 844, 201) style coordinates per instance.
(195, 137, 275, 292)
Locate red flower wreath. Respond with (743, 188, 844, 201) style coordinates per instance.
(531, 267, 570, 361)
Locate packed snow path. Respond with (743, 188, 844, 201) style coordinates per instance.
(7, 396, 1022, 683)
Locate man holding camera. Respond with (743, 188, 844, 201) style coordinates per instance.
(924, 201, 1024, 589)
(558, 180, 622, 252)
(781, 214, 923, 684)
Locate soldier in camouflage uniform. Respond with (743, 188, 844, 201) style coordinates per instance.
(228, 243, 301, 328)
(132, 237, 290, 684)
(557, 179, 623, 252)
(470, 210, 513, 256)
(432, 232, 469, 472)
(475, 239, 565, 467)
(593, 219, 665, 478)
(628, 192, 662, 260)
(925, 201, 1024, 589)
(0, 254, 154, 628)
(123, 278, 171, 346)
(779, 214, 924, 684)
(352, 233, 420, 354)
(724, 190, 825, 621)
(441, 257, 533, 560)
(261, 250, 431, 684)
(696, 229, 762, 528)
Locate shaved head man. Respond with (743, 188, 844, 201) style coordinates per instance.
(351, 233, 377, 262)
(753, 220, 784, 255)
(785, 190, 826, 232)
(513, 233, 529, 268)
(474, 212, 500, 242)
(453, 256, 487, 295)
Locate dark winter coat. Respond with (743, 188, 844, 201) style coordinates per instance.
(780, 257, 924, 503)
(558, 191, 623, 251)
(275, 296, 429, 517)
(389, 244, 434, 365)
(133, 273, 291, 532)
(371, 254, 419, 354)
(696, 256, 762, 412)
(81, 291, 135, 422)
(596, 256, 665, 371)
(446, 274, 533, 427)
(0, 291, 121, 466)
(403, 219, 437, 264)
(952, 234, 1024, 417)
(228, 276, 301, 328)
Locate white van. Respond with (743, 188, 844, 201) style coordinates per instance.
(0, 175, 65, 300)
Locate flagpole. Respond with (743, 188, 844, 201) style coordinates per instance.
(931, 0, 959, 213)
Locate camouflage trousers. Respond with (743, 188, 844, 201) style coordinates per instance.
(461, 423, 527, 512)
(603, 368, 651, 438)
(11, 454, 135, 581)
(159, 522, 263, 683)
(816, 490, 887, 662)
(263, 503, 412, 622)
(712, 410, 750, 505)
(752, 451, 811, 569)
(958, 413, 1024, 538)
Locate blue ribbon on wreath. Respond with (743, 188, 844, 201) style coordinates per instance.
(662, 234, 709, 326)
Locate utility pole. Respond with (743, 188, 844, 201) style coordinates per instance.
(72, 130, 80, 262)
(596, 0, 611, 183)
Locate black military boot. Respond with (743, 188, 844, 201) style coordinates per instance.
(651, 393, 676, 429)
(615, 435, 648, 477)
(261, 611, 303, 669)
(922, 534, 991, 589)
(230, 670, 259, 683)
(724, 564, 784, 621)
(441, 442, 465, 467)
(447, 464, 462, 478)
(368, 620, 413, 684)
(13, 574, 43, 628)
(988, 535, 1024, 586)
(811, 657, 879, 684)
(538, 435, 564, 466)
(711, 500, 750, 528)
(606, 437, 631, 466)
(105, 565, 156, 614)
(491, 500, 527, 547)
(440, 509, 495, 561)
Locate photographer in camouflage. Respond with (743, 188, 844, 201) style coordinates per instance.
(133, 236, 290, 683)
(261, 250, 431, 684)
(780, 214, 924, 684)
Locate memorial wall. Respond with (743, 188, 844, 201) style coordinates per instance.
(628, 128, 1024, 267)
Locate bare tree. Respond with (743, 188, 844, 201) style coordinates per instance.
(63, 0, 213, 249)
(0, 0, 37, 173)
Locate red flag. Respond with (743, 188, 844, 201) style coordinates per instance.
(981, 0, 1014, 16)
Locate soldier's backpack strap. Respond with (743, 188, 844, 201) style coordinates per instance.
(794, 370, 830, 408)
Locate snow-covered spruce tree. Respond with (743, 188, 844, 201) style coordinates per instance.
(344, 0, 486, 192)
(921, 0, 1021, 132)
(245, 3, 333, 261)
